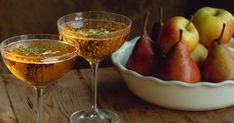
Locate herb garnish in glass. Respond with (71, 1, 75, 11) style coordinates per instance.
(57, 11, 131, 123)
(0, 34, 78, 123)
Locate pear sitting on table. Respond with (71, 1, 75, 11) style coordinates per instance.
(202, 24, 234, 82)
(159, 29, 201, 83)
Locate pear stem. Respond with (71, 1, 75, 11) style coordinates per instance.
(179, 29, 183, 42)
(159, 7, 163, 27)
(217, 23, 226, 43)
(142, 10, 150, 35)
(186, 15, 193, 29)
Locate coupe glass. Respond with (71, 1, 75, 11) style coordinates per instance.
(0, 34, 78, 123)
(57, 11, 132, 123)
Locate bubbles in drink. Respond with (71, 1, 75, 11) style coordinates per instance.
(59, 19, 129, 62)
(2, 39, 78, 87)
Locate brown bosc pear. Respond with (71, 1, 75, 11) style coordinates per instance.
(126, 11, 162, 76)
(202, 24, 234, 82)
(159, 29, 201, 83)
(150, 8, 164, 42)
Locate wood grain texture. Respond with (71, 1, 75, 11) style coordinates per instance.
(80, 67, 234, 123)
(1, 74, 36, 123)
(0, 67, 234, 123)
(0, 70, 92, 123)
(0, 77, 17, 123)
(42, 70, 92, 123)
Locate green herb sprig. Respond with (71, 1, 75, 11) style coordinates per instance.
(76, 28, 109, 37)
(16, 45, 58, 56)
(18, 45, 39, 55)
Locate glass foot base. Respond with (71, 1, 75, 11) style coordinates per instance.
(70, 108, 120, 123)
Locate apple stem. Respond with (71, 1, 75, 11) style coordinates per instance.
(217, 23, 226, 43)
(142, 10, 150, 35)
(159, 7, 163, 27)
(186, 15, 193, 29)
(179, 29, 183, 42)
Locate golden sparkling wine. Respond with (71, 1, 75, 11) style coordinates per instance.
(59, 19, 129, 63)
(2, 40, 77, 87)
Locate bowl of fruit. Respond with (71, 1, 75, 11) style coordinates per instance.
(112, 7, 234, 111)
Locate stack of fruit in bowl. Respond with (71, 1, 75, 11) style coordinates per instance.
(111, 7, 234, 111)
(127, 7, 234, 83)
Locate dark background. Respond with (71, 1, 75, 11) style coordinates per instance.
(0, 0, 233, 68)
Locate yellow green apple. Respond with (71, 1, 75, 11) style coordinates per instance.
(190, 43, 208, 65)
(229, 47, 234, 54)
(192, 7, 234, 48)
(158, 16, 199, 55)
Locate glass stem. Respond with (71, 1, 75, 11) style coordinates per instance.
(89, 62, 99, 112)
(36, 87, 45, 123)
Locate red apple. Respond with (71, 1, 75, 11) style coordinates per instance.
(192, 7, 234, 48)
(158, 16, 199, 55)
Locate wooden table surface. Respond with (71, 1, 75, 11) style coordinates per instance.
(0, 61, 234, 123)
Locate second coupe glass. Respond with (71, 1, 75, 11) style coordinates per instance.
(57, 11, 132, 123)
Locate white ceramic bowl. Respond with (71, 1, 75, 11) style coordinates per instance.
(111, 37, 234, 111)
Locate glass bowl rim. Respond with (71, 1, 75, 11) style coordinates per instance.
(57, 11, 132, 38)
(0, 34, 78, 64)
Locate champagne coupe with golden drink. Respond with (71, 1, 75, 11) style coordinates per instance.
(57, 11, 132, 123)
(0, 34, 78, 123)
